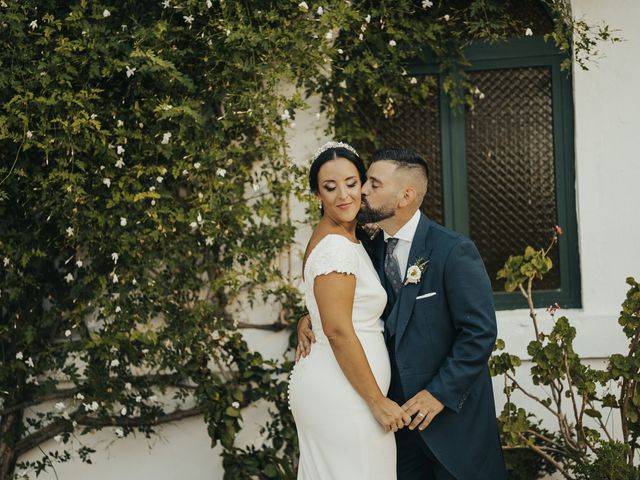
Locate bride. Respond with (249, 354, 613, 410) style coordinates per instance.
(288, 142, 409, 479)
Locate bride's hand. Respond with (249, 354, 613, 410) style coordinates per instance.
(295, 313, 316, 362)
(369, 396, 411, 432)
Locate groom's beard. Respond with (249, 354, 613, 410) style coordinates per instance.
(357, 197, 395, 225)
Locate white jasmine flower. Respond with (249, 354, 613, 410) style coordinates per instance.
(135, 395, 142, 403)
(206, 0, 212, 7)
(216, 168, 227, 177)
(232, 401, 240, 409)
(66, 226, 74, 237)
(337, 48, 343, 54)
(162, 104, 173, 110)
(358, 33, 364, 41)
(325, 30, 333, 40)
(298, 1, 309, 10)
(198, 192, 204, 199)
(131, 278, 137, 285)
(317, 6, 323, 15)
(182, 169, 189, 175)
(65, 329, 72, 337)
(197, 212, 203, 223)
(110, 359, 120, 367)
(120, 217, 127, 226)
(183, 15, 194, 24)
(3, 257, 9, 267)
(422, 0, 433, 7)
(26, 130, 33, 139)
(205, 237, 214, 246)
(26, 357, 34, 368)
(29, 20, 38, 30)
(194, 162, 201, 169)
(120, 406, 127, 415)
(54, 435, 62, 443)
(90, 113, 98, 120)
(162, 0, 170, 8)
(112, 273, 119, 283)
(280, 110, 290, 121)
(149, 186, 156, 192)
(151, 200, 156, 206)
(117, 119, 124, 127)
(115, 306, 122, 313)
(76, 260, 83, 268)
(525, 28, 533, 36)
(62, 411, 71, 420)
(55, 402, 66, 412)
(64, 273, 74, 283)
(389, 39, 396, 47)
(103, 178, 111, 188)
(443, 14, 450, 21)
(149, 395, 158, 402)
(26, 374, 38, 384)
(72, 420, 78, 427)
(76, 393, 85, 400)
(103, 9, 111, 18)
(156, 176, 164, 183)
(365, 14, 371, 23)
(1, 2, 8, 7)
(111, 252, 119, 263)
(339, 80, 347, 89)
(189, 221, 198, 229)
(115, 428, 124, 437)
(91, 401, 99, 411)
(125, 66, 136, 78)
(116, 145, 125, 155)
(125, 382, 132, 390)
(161, 132, 172, 144)
(410, 77, 418, 84)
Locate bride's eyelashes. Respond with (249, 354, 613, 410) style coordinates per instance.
(324, 182, 358, 192)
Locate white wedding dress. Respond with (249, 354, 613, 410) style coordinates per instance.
(289, 234, 396, 479)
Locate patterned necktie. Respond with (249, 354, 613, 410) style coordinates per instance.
(384, 238, 402, 296)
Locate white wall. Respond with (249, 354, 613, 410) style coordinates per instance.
(17, 1, 640, 478)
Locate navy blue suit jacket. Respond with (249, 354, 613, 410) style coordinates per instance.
(372, 213, 506, 479)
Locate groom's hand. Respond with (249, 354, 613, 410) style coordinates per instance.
(295, 313, 316, 362)
(402, 390, 445, 431)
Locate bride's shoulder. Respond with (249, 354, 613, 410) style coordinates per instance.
(303, 233, 361, 279)
(306, 233, 357, 258)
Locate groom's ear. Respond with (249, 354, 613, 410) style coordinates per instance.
(398, 186, 417, 208)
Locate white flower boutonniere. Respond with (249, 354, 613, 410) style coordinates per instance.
(404, 257, 429, 285)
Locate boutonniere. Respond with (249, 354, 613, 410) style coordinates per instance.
(405, 257, 429, 285)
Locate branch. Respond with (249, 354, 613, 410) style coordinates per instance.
(0, 388, 78, 417)
(15, 405, 206, 457)
(237, 321, 289, 332)
(519, 433, 572, 480)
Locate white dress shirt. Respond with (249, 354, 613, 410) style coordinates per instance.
(383, 209, 421, 281)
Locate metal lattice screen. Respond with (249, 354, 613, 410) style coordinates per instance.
(466, 67, 560, 291)
(354, 78, 444, 225)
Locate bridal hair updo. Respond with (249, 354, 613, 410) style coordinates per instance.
(309, 143, 367, 195)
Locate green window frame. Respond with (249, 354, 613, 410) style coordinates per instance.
(412, 37, 581, 310)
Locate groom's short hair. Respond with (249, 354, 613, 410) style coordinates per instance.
(370, 148, 429, 181)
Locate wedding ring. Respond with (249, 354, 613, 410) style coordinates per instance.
(417, 412, 426, 418)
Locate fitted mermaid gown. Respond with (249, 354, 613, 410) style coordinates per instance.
(289, 234, 396, 479)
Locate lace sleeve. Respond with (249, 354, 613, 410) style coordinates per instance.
(306, 234, 360, 281)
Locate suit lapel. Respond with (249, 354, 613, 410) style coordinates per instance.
(394, 214, 432, 347)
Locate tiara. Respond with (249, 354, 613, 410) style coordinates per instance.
(312, 141, 358, 162)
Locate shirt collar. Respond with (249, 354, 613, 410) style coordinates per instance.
(383, 209, 421, 243)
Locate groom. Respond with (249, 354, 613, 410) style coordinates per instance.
(297, 148, 506, 479)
